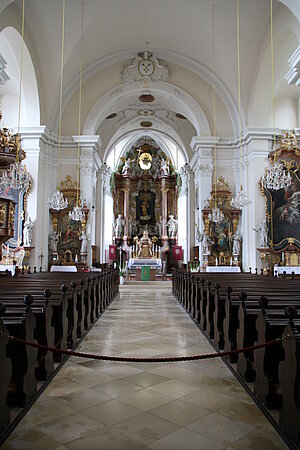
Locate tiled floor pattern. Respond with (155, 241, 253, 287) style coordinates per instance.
(3, 282, 288, 449)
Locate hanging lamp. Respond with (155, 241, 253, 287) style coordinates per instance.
(69, 2, 85, 221)
(208, 5, 224, 224)
(261, 0, 291, 191)
(231, 0, 250, 209)
(47, 0, 68, 210)
(0, 0, 32, 191)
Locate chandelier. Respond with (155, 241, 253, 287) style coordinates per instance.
(208, 207, 224, 224)
(69, 1, 85, 222)
(261, 1, 292, 192)
(262, 161, 292, 190)
(208, 7, 224, 226)
(47, 189, 68, 210)
(231, 186, 251, 209)
(69, 205, 85, 222)
(0, 160, 32, 190)
(47, 0, 68, 212)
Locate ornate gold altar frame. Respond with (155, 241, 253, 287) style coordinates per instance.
(49, 176, 89, 265)
(202, 177, 241, 266)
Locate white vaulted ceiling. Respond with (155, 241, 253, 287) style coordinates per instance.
(0, 0, 299, 164)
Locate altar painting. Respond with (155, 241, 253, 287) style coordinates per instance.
(0, 184, 27, 247)
(210, 216, 231, 254)
(265, 170, 300, 249)
(136, 190, 155, 225)
(59, 212, 81, 257)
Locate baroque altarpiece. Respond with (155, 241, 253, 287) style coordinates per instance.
(112, 138, 180, 268)
(259, 131, 300, 269)
(49, 176, 89, 267)
(202, 177, 241, 267)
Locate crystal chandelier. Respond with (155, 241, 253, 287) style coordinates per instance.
(262, 161, 292, 190)
(208, 207, 224, 224)
(231, 186, 251, 209)
(47, 190, 68, 210)
(69, 196, 86, 221)
(0, 161, 32, 190)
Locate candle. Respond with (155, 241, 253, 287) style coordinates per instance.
(282, 252, 284, 261)
(215, 257, 218, 266)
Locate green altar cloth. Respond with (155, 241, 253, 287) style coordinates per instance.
(141, 265, 150, 281)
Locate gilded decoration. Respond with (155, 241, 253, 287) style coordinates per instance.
(112, 136, 179, 272)
(260, 135, 300, 252)
(202, 176, 241, 267)
(49, 175, 89, 266)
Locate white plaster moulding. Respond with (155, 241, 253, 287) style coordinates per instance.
(49, 48, 241, 136)
(82, 79, 209, 137)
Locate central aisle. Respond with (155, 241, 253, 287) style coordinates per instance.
(4, 283, 287, 449)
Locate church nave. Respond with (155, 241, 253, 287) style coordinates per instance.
(3, 283, 287, 450)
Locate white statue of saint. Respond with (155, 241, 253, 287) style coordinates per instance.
(122, 157, 135, 174)
(199, 231, 213, 255)
(114, 213, 124, 238)
(79, 230, 88, 253)
(253, 219, 268, 248)
(49, 231, 59, 253)
(23, 217, 34, 246)
(166, 215, 178, 238)
(160, 158, 169, 175)
(232, 230, 241, 255)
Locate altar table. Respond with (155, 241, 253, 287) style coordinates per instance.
(274, 266, 300, 275)
(206, 266, 241, 273)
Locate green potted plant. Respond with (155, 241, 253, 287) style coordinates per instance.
(119, 264, 126, 285)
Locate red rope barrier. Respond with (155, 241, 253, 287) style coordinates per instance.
(8, 335, 282, 363)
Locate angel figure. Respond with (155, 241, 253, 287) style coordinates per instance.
(122, 157, 135, 174)
(160, 158, 169, 175)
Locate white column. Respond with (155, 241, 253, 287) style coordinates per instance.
(190, 137, 216, 263)
(73, 135, 102, 265)
(96, 164, 112, 264)
(18, 126, 55, 271)
(178, 163, 194, 263)
(242, 129, 273, 271)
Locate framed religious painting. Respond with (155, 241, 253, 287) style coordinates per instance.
(261, 161, 300, 250)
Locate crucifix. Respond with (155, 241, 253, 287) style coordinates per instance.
(38, 253, 44, 270)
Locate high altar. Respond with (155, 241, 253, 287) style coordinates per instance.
(111, 138, 180, 272)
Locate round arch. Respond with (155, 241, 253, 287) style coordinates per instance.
(83, 80, 210, 138)
(103, 116, 188, 172)
(0, 26, 40, 127)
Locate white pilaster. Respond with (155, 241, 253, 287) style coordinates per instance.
(18, 126, 54, 270)
(73, 135, 102, 265)
(190, 136, 217, 263)
(96, 164, 112, 263)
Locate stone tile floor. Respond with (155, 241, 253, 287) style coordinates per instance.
(3, 283, 288, 449)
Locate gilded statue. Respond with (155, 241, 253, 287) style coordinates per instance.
(138, 230, 153, 258)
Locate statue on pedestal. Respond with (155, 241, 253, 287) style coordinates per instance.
(23, 217, 34, 246)
(114, 214, 124, 238)
(79, 230, 88, 253)
(49, 231, 59, 254)
(232, 230, 241, 255)
(253, 219, 268, 248)
(166, 215, 178, 238)
(199, 231, 213, 255)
